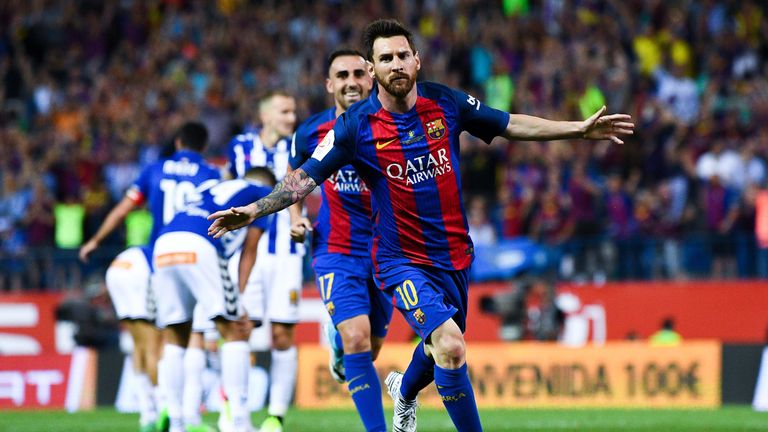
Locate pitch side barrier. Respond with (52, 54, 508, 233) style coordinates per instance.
(295, 342, 721, 409)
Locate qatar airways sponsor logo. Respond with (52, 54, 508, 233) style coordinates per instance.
(327, 168, 368, 193)
(385, 148, 452, 185)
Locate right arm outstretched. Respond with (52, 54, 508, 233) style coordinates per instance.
(208, 168, 317, 238)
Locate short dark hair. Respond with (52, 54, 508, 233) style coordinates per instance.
(244, 166, 277, 187)
(326, 48, 365, 73)
(362, 19, 415, 62)
(176, 121, 208, 152)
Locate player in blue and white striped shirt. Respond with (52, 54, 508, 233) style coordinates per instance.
(225, 90, 301, 431)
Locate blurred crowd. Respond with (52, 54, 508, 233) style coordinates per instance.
(1, 0, 768, 291)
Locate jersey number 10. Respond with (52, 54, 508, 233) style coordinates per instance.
(159, 179, 198, 224)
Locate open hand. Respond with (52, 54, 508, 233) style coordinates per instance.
(207, 204, 256, 239)
(581, 106, 635, 145)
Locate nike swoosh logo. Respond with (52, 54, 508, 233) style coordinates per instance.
(375, 137, 398, 150)
(347, 373, 367, 385)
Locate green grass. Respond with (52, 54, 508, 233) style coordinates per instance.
(1, 406, 767, 431)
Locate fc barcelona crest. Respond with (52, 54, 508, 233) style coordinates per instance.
(426, 119, 446, 140)
(413, 308, 426, 325)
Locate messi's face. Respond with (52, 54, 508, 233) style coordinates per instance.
(370, 35, 420, 98)
(260, 95, 296, 137)
(326, 55, 372, 111)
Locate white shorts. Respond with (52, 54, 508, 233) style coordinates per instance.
(191, 304, 217, 334)
(105, 247, 154, 321)
(153, 232, 243, 329)
(241, 252, 303, 323)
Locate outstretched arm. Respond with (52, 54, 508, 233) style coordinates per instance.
(79, 196, 137, 262)
(502, 106, 634, 144)
(208, 168, 317, 238)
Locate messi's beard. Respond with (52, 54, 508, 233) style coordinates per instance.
(379, 72, 416, 98)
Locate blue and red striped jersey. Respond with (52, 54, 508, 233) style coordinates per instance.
(302, 82, 509, 271)
(290, 107, 373, 257)
(127, 150, 221, 247)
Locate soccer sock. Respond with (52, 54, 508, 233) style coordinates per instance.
(247, 366, 269, 411)
(268, 346, 298, 417)
(155, 358, 166, 417)
(434, 363, 482, 432)
(182, 347, 206, 426)
(344, 351, 386, 432)
(401, 341, 435, 400)
(135, 373, 158, 425)
(220, 341, 252, 430)
(161, 343, 185, 432)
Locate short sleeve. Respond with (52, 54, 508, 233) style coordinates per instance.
(301, 113, 355, 184)
(126, 167, 151, 205)
(289, 129, 310, 170)
(452, 88, 510, 144)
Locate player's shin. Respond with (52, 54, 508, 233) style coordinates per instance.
(160, 343, 186, 432)
(434, 363, 482, 432)
(400, 341, 435, 400)
(182, 347, 206, 426)
(220, 341, 252, 430)
(345, 351, 386, 432)
(135, 373, 158, 427)
(268, 346, 298, 416)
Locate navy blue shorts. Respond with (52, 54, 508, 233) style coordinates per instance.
(313, 253, 393, 338)
(374, 264, 469, 341)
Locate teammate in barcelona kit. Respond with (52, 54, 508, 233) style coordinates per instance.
(225, 91, 301, 432)
(289, 48, 393, 432)
(208, 19, 634, 432)
(153, 167, 276, 432)
(80, 122, 220, 432)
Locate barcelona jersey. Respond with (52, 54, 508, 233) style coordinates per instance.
(302, 82, 509, 271)
(290, 107, 373, 258)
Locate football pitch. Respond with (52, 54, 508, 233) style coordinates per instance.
(2, 406, 768, 432)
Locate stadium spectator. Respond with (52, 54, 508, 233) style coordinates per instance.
(649, 317, 683, 346)
(468, 196, 497, 247)
(0, 0, 767, 286)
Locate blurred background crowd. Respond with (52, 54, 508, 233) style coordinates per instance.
(2, 0, 768, 291)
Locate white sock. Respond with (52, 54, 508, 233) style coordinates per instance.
(221, 341, 252, 430)
(268, 346, 297, 417)
(183, 347, 206, 426)
(153, 384, 164, 419)
(161, 344, 185, 431)
(155, 358, 166, 411)
(135, 373, 157, 425)
(247, 366, 268, 412)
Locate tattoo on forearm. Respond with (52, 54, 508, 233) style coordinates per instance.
(254, 169, 317, 217)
